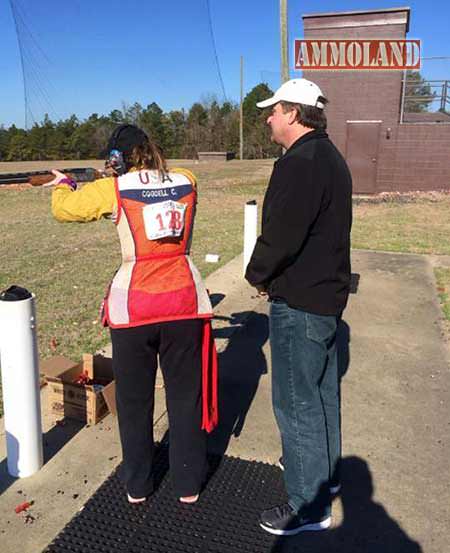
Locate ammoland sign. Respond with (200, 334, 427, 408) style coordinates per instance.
(294, 40, 421, 70)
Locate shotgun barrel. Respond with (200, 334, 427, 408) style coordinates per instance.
(0, 168, 101, 187)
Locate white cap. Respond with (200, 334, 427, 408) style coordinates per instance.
(256, 78, 325, 109)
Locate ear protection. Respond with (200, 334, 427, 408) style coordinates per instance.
(106, 148, 127, 176)
(105, 125, 129, 176)
(105, 124, 149, 175)
(108, 124, 127, 150)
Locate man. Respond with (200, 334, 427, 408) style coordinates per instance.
(245, 78, 352, 535)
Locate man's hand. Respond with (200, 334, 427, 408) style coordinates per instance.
(255, 284, 268, 297)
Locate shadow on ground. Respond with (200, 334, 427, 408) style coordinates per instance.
(271, 456, 422, 553)
(209, 310, 269, 456)
(0, 419, 84, 495)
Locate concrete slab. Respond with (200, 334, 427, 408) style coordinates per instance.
(1, 249, 449, 552)
(206, 249, 450, 552)
(330, 250, 450, 553)
(246, 250, 450, 552)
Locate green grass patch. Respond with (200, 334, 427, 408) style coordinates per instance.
(352, 199, 450, 255)
(1, 161, 450, 415)
(0, 164, 268, 365)
(434, 267, 450, 322)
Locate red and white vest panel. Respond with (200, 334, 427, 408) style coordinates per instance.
(104, 169, 213, 328)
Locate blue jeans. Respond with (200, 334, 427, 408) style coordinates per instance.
(270, 300, 341, 518)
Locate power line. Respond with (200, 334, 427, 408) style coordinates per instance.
(13, 0, 52, 65)
(9, 0, 58, 127)
(9, 0, 29, 128)
(205, 0, 227, 100)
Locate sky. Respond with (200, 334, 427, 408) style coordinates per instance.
(1, 0, 449, 128)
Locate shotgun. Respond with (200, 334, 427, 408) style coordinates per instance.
(0, 167, 103, 187)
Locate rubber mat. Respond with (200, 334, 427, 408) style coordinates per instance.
(43, 446, 288, 553)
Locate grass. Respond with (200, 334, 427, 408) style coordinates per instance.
(0, 161, 270, 416)
(434, 268, 450, 324)
(352, 198, 450, 255)
(0, 162, 269, 366)
(1, 160, 450, 415)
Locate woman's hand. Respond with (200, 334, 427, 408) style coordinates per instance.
(43, 170, 77, 190)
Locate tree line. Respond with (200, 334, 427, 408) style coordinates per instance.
(0, 71, 436, 162)
(0, 83, 281, 162)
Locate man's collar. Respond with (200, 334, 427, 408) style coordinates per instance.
(285, 129, 328, 152)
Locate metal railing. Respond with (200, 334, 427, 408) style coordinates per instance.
(400, 56, 450, 123)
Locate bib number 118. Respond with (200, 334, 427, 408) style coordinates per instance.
(143, 200, 187, 240)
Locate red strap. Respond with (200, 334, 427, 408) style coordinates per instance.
(201, 320, 218, 432)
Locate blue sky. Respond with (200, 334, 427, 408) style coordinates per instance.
(1, 0, 449, 128)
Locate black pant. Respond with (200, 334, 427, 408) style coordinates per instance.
(110, 319, 207, 498)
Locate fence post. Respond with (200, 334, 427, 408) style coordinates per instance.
(399, 69, 407, 123)
(441, 81, 448, 112)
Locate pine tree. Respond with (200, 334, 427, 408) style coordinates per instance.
(404, 70, 435, 113)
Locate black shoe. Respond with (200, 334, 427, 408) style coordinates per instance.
(259, 503, 331, 536)
(329, 482, 341, 495)
(277, 457, 341, 495)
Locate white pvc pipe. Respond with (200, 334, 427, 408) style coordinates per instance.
(0, 294, 43, 477)
(243, 200, 258, 276)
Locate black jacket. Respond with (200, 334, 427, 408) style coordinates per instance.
(245, 129, 352, 315)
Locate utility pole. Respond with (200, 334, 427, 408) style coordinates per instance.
(240, 55, 244, 160)
(280, 0, 289, 83)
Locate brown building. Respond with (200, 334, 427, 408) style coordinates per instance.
(301, 7, 450, 193)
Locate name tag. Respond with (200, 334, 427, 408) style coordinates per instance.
(143, 200, 187, 240)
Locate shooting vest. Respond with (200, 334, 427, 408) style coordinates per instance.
(104, 168, 212, 328)
(103, 168, 217, 432)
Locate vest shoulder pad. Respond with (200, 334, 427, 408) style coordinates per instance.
(171, 167, 197, 189)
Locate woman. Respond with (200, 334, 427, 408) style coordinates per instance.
(49, 124, 218, 504)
